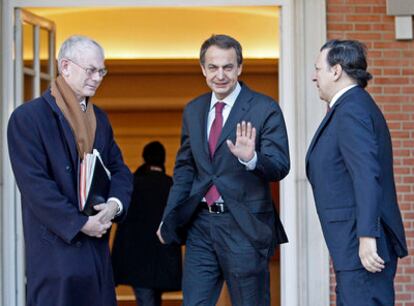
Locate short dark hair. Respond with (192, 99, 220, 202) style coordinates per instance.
(200, 34, 243, 66)
(321, 39, 372, 88)
(142, 141, 165, 167)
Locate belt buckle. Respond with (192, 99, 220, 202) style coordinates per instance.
(208, 203, 224, 214)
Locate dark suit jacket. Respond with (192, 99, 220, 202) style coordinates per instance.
(306, 86, 408, 271)
(112, 166, 182, 291)
(161, 83, 290, 258)
(7, 89, 133, 306)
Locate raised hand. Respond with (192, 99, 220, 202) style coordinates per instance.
(226, 121, 256, 162)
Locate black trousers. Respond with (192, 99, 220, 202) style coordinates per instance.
(182, 209, 270, 306)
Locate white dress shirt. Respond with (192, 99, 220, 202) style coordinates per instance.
(330, 84, 358, 109)
(80, 99, 87, 112)
(207, 82, 257, 170)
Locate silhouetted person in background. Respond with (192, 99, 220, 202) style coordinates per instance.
(112, 141, 182, 306)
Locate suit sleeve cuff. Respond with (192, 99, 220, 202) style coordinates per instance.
(357, 218, 381, 238)
(238, 151, 257, 170)
(108, 197, 123, 216)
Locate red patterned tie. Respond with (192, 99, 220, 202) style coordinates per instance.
(205, 102, 225, 206)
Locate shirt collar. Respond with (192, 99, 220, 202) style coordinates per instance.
(329, 84, 357, 108)
(209, 82, 242, 111)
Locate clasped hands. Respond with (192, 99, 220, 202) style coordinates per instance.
(81, 200, 119, 238)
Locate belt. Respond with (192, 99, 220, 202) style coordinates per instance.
(200, 202, 227, 214)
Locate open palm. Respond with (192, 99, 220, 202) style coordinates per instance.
(227, 121, 256, 162)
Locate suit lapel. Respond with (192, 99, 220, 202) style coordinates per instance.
(43, 90, 78, 168)
(192, 94, 212, 159)
(215, 85, 253, 153)
(305, 86, 359, 171)
(305, 108, 334, 167)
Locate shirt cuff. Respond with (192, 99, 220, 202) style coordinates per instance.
(238, 151, 257, 170)
(108, 197, 123, 216)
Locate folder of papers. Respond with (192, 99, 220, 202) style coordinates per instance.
(79, 149, 111, 216)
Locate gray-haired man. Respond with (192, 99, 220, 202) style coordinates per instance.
(8, 35, 132, 306)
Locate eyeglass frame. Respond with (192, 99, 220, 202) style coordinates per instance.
(65, 58, 108, 78)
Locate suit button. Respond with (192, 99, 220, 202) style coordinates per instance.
(76, 241, 82, 248)
(65, 165, 71, 172)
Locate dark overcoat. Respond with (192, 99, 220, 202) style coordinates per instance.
(7, 89, 133, 306)
(112, 167, 182, 291)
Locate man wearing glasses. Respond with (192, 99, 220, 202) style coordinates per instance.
(7, 35, 132, 306)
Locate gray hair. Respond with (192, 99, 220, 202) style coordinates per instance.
(57, 35, 105, 74)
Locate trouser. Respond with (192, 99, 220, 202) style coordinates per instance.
(133, 287, 162, 306)
(335, 234, 398, 306)
(182, 208, 270, 306)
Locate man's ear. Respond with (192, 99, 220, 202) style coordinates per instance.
(60, 59, 70, 77)
(237, 64, 243, 76)
(332, 64, 343, 81)
(200, 64, 207, 77)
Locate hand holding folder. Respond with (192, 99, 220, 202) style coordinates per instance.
(79, 149, 111, 216)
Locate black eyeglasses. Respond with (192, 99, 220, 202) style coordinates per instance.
(66, 58, 108, 77)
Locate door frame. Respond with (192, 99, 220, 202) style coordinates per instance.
(1, 1, 329, 305)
